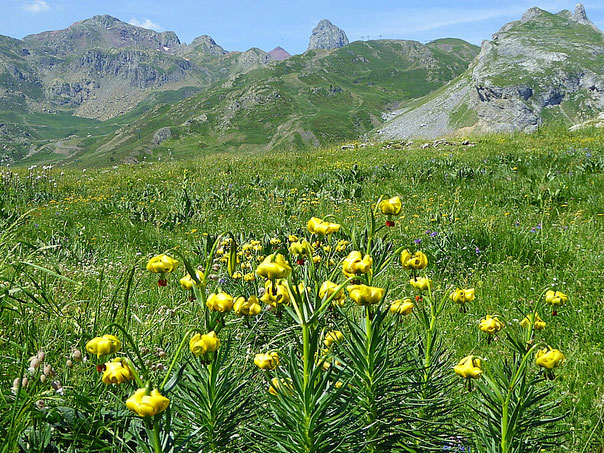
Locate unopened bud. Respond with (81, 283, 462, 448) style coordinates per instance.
(40, 374, 47, 383)
(37, 351, 45, 361)
(29, 357, 41, 369)
(66, 360, 73, 368)
(72, 350, 82, 361)
(43, 364, 54, 377)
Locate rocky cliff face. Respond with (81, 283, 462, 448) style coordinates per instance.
(307, 19, 349, 50)
(0, 15, 286, 125)
(375, 4, 604, 139)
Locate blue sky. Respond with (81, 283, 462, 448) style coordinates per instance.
(2, 0, 603, 54)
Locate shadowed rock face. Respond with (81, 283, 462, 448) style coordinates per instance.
(307, 19, 349, 51)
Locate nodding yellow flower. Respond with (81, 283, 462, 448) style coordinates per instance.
(234, 296, 262, 316)
(335, 240, 349, 253)
(390, 299, 414, 316)
(146, 255, 179, 274)
(319, 281, 345, 306)
(189, 331, 220, 356)
(520, 313, 546, 330)
(102, 358, 135, 385)
(256, 253, 292, 280)
(232, 272, 243, 280)
(206, 291, 234, 313)
(479, 315, 504, 335)
(454, 355, 482, 379)
(400, 250, 428, 270)
(535, 347, 565, 370)
(288, 235, 298, 242)
(270, 237, 281, 245)
(260, 279, 291, 307)
(268, 377, 293, 395)
(347, 284, 385, 306)
(86, 335, 122, 358)
(410, 277, 433, 291)
(545, 290, 568, 306)
(342, 251, 373, 278)
(313, 255, 322, 264)
(450, 288, 475, 304)
(254, 352, 279, 370)
(324, 330, 344, 348)
(179, 271, 204, 290)
(126, 388, 170, 417)
(378, 196, 402, 216)
(307, 217, 341, 235)
(244, 272, 256, 282)
(289, 240, 313, 256)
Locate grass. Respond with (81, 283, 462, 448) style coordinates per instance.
(0, 126, 602, 451)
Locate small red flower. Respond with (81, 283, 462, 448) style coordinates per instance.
(385, 220, 395, 227)
(96, 364, 106, 373)
(415, 295, 423, 302)
(158, 279, 168, 287)
(552, 310, 558, 317)
(297, 258, 305, 265)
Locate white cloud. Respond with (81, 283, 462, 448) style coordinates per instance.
(21, 0, 50, 13)
(128, 18, 163, 32)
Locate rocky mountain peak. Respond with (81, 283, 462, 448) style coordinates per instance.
(307, 19, 349, 51)
(572, 3, 601, 31)
(188, 35, 227, 55)
(268, 46, 291, 61)
(521, 7, 545, 23)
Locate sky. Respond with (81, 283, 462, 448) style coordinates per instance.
(1, 0, 603, 54)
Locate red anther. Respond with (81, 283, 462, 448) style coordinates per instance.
(158, 279, 168, 287)
(385, 220, 395, 227)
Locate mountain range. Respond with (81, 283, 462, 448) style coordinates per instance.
(0, 5, 601, 166)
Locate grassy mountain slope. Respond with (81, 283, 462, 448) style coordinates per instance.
(46, 38, 478, 166)
(375, 6, 604, 140)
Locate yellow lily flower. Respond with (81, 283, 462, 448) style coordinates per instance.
(260, 279, 291, 307)
(347, 284, 385, 306)
(535, 347, 565, 370)
(520, 313, 546, 330)
(256, 253, 292, 280)
(146, 255, 179, 274)
(289, 240, 313, 256)
(545, 290, 568, 306)
(390, 299, 414, 316)
(454, 355, 482, 379)
(450, 288, 475, 304)
(102, 358, 135, 385)
(268, 377, 294, 396)
(319, 281, 345, 306)
(254, 352, 279, 370)
(307, 217, 341, 235)
(342, 251, 373, 278)
(179, 271, 204, 290)
(479, 315, 504, 335)
(410, 277, 433, 291)
(378, 196, 402, 216)
(206, 291, 234, 313)
(233, 296, 262, 316)
(400, 250, 428, 270)
(324, 330, 344, 348)
(189, 331, 220, 356)
(86, 335, 121, 358)
(126, 388, 170, 417)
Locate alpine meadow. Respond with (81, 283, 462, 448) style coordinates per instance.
(0, 2, 603, 453)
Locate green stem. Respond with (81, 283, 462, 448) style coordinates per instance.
(104, 322, 149, 378)
(302, 322, 310, 388)
(159, 328, 199, 391)
(152, 417, 162, 453)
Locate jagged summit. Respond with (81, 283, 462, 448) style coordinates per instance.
(572, 3, 601, 31)
(268, 46, 291, 61)
(307, 19, 349, 51)
(188, 35, 227, 55)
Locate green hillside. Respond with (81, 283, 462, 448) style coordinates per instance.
(41, 38, 478, 166)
